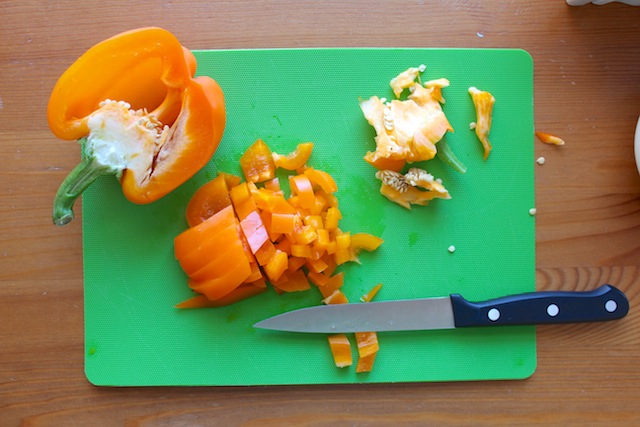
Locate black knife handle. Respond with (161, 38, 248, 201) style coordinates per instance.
(450, 284, 629, 328)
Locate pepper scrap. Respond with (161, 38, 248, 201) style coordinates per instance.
(48, 27, 226, 226)
(359, 65, 457, 170)
(535, 131, 566, 146)
(375, 168, 451, 209)
(468, 86, 495, 160)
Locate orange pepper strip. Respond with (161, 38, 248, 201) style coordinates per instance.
(240, 139, 276, 183)
(240, 210, 270, 254)
(188, 256, 252, 300)
(263, 250, 289, 282)
(185, 174, 231, 227)
(254, 239, 277, 266)
(314, 228, 331, 252)
(350, 233, 384, 263)
(230, 183, 259, 220)
(178, 224, 242, 277)
(535, 131, 566, 146)
(49, 28, 226, 225)
(188, 238, 246, 281)
(306, 257, 329, 274)
(291, 244, 312, 259)
(355, 332, 379, 374)
(272, 142, 314, 170)
(289, 174, 315, 210)
(334, 231, 353, 265)
(271, 212, 296, 234)
(350, 233, 384, 252)
(327, 334, 353, 368)
(174, 205, 235, 260)
(324, 207, 342, 231)
(274, 238, 291, 256)
(304, 168, 338, 194)
(468, 87, 495, 160)
(271, 269, 311, 293)
(307, 271, 331, 287)
(322, 290, 349, 305)
(175, 284, 267, 309)
(263, 177, 282, 192)
(355, 332, 380, 358)
(363, 153, 406, 172)
(318, 272, 345, 299)
(245, 261, 264, 283)
(360, 283, 383, 302)
(220, 172, 242, 188)
(287, 256, 307, 272)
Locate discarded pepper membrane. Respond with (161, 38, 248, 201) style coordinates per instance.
(358, 65, 458, 209)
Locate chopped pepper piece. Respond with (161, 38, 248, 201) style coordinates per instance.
(272, 142, 314, 170)
(468, 86, 495, 159)
(360, 283, 383, 302)
(355, 332, 379, 373)
(49, 27, 226, 225)
(240, 139, 276, 183)
(535, 131, 566, 146)
(327, 334, 353, 368)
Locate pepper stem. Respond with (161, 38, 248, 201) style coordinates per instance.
(52, 154, 115, 226)
(437, 139, 467, 174)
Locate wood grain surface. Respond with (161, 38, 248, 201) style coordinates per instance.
(2, 1, 640, 425)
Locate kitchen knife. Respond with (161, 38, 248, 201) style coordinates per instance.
(254, 284, 629, 333)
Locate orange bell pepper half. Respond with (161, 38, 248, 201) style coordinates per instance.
(48, 27, 226, 225)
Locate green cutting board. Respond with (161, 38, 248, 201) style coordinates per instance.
(83, 48, 535, 386)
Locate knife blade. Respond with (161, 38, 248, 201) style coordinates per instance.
(253, 284, 629, 333)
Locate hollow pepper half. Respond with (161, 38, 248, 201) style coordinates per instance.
(48, 27, 226, 225)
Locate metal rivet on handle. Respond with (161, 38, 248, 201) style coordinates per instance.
(546, 304, 560, 317)
(487, 308, 500, 322)
(605, 300, 618, 313)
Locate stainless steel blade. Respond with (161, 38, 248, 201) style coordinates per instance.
(253, 297, 455, 333)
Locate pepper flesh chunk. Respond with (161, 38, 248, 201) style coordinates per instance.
(469, 86, 495, 160)
(48, 27, 226, 226)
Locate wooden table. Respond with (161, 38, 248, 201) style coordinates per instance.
(2, 1, 640, 425)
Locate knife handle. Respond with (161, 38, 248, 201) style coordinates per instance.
(450, 284, 629, 328)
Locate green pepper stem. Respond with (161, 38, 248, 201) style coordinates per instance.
(437, 139, 468, 174)
(52, 155, 115, 226)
